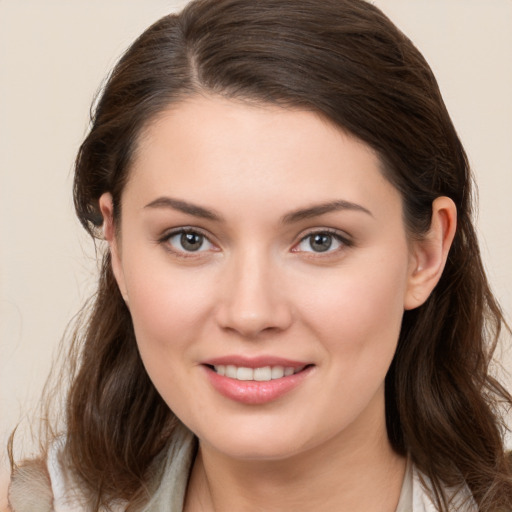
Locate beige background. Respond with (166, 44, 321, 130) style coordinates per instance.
(1, 0, 511, 505)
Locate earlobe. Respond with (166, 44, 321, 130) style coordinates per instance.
(99, 193, 129, 303)
(404, 196, 457, 310)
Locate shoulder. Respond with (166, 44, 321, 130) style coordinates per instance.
(412, 464, 478, 512)
(9, 439, 91, 512)
(8, 426, 196, 512)
(8, 459, 53, 512)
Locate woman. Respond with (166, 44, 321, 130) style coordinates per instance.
(8, 0, 512, 510)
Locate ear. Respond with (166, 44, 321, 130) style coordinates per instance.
(404, 196, 457, 310)
(99, 192, 129, 303)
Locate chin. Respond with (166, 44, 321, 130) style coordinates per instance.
(208, 438, 309, 462)
(192, 416, 338, 462)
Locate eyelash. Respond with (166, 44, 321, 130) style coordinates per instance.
(292, 229, 352, 255)
(159, 228, 218, 258)
(158, 227, 352, 257)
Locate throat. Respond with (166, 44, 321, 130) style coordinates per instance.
(183, 441, 407, 512)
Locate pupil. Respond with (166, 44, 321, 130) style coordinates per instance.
(310, 234, 332, 252)
(181, 232, 203, 251)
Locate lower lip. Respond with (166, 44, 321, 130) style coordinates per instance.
(203, 365, 313, 405)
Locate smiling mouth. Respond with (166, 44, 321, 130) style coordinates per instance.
(208, 364, 309, 382)
(203, 362, 314, 404)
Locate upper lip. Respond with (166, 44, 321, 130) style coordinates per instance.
(202, 355, 311, 368)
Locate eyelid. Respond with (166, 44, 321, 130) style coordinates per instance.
(158, 226, 219, 256)
(291, 228, 353, 253)
(157, 226, 352, 256)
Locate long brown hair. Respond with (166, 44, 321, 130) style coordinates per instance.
(21, 0, 512, 509)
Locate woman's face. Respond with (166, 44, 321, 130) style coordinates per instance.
(103, 95, 421, 461)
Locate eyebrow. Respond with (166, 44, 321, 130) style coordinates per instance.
(144, 196, 372, 223)
(281, 200, 373, 224)
(144, 197, 223, 221)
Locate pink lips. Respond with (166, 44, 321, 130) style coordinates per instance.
(202, 356, 313, 405)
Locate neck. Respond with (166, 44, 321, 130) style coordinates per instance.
(184, 393, 406, 512)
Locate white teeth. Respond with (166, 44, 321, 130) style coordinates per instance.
(213, 364, 304, 381)
(254, 366, 272, 381)
(271, 366, 284, 379)
(236, 367, 254, 381)
(225, 365, 237, 378)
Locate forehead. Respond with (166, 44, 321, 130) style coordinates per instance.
(124, 94, 402, 222)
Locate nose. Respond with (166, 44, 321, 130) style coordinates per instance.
(215, 248, 293, 338)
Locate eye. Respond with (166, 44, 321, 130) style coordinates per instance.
(164, 229, 216, 254)
(294, 231, 348, 253)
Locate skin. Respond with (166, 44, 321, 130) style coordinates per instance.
(100, 95, 456, 512)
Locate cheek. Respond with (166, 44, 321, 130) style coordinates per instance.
(120, 258, 221, 417)
(121, 253, 216, 362)
(297, 250, 409, 361)
(293, 252, 409, 429)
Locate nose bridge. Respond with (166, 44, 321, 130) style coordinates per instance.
(216, 243, 291, 337)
